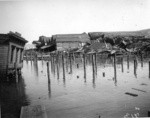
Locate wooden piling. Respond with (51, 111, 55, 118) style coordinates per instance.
(53, 54, 55, 74)
(69, 53, 72, 74)
(47, 62, 50, 83)
(113, 54, 117, 85)
(149, 61, 150, 78)
(62, 54, 65, 79)
(92, 54, 95, 79)
(121, 57, 124, 73)
(56, 54, 59, 79)
(141, 53, 143, 67)
(134, 59, 137, 78)
(20, 105, 47, 118)
(127, 55, 129, 69)
(50, 53, 53, 72)
(94, 53, 97, 75)
(83, 54, 86, 79)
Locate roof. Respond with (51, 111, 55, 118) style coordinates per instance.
(40, 44, 53, 49)
(0, 32, 28, 44)
(52, 33, 90, 43)
(0, 34, 9, 44)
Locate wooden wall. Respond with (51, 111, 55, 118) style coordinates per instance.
(0, 45, 8, 74)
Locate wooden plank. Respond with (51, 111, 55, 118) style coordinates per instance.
(132, 88, 147, 93)
(125, 92, 138, 97)
(20, 105, 47, 118)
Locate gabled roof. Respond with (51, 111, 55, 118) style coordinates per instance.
(0, 32, 28, 44)
(52, 33, 90, 43)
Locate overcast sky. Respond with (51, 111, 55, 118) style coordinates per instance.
(0, 0, 150, 43)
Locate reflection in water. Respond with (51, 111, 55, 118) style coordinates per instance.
(0, 76, 29, 118)
(33, 60, 39, 77)
(2, 54, 150, 117)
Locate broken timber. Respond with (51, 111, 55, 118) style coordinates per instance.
(20, 105, 47, 118)
(132, 88, 147, 93)
(125, 92, 138, 97)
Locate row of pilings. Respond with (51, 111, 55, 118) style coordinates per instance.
(24, 52, 150, 86)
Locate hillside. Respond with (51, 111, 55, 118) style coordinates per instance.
(89, 29, 150, 40)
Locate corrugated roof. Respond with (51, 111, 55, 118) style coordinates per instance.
(52, 33, 90, 43)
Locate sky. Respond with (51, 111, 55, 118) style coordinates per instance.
(0, 0, 150, 43)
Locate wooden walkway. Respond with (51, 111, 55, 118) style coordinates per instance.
(20, 105, 47, 118)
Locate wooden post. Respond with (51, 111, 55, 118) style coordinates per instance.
(92, 54, 95, 80)
(149, 61, 150, 78)
(66, 53, 68, 72)
(121, 57, 124, 73)
(92, 54, 96, 88)
(62, 53, 65, 79)
(94, 53, 97, 75)
(56, 54, 59, 79)
(127, 55, 129, 69)
(47, 61, 51, 98)
(83, 53, 86, 80)
(50, 53, 53, 72)
(41, 50, 43, 64)
(134, 59, 137, 78)
(53, 53, 55, 75)
(114, 54, 117, 85)
(47, 62, 50, 83)
(69, 53, 72, 74)
(141, 53, 143, 67)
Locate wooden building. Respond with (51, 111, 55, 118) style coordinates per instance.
(52, 33, 90, 51)
(0, 32, 28, 78)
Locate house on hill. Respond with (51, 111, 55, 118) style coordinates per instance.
(0, 31, 28, 78)
(52, 33, 90, 51)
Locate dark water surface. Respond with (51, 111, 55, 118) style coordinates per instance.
(1, 54, 150, 118)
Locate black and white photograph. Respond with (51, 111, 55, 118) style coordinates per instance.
(0, 0, 150, 118)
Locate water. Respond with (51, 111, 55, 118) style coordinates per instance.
(1, 54, 150, 118)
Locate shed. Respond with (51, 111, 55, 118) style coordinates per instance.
(0, 32, 28, 77)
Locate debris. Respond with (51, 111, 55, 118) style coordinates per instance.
(140, 83, 148, 86)
(132, 88, 147, 93)
(125, 92, 138, 97)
